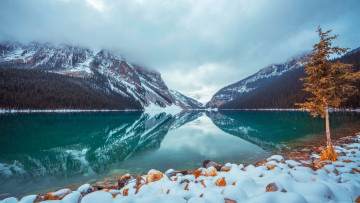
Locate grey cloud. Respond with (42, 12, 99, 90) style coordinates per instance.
(1, 0, 359, 103)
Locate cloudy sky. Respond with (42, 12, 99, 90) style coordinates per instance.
(1, 0, 360, 103)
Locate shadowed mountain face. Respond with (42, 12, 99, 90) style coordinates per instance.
(206, 53, 308, 108)
(207, 47, 360, 109)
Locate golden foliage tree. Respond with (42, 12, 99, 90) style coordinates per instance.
(297, 27, 360, 156)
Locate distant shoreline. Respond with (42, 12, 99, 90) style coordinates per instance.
(1, 108, 359, 114)
(217, 108, 360, 112)
(0, 109, 142, 114)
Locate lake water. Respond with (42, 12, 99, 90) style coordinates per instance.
(0, 110, 359, 197)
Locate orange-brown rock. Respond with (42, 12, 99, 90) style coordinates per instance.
(166, 190, 170, 194)
(266, 164, 276, 170)
(123, 189, 129, 196)
(185, 183, 189, 191)
(43, 188, 71, 201)
(266, 183, 286, 192)
(200, 180, 206, 188)
(301, 163, 318, 171)
(266, 183, 278, 192)
(215, 177, 226, 187)
(352, 168, 360, 173)
(135, 183, 147, 194)
(220, 165, 231, 172)
(118, 173, 132, 189)
(355, 196, 360, 203)
(204, 168, 218, 177)
(193, 170, 202, 179)
(225, 199, 236, 203)
(343, 159, 353, 163)
(112, 194, 118, 198)
(254, 160, 266, 167)
(146, 169, 164, 183)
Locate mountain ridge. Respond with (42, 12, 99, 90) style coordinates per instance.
(0, 41, 203, 110)
(206, 52, 309, 108)
(207, 48, 360, 109)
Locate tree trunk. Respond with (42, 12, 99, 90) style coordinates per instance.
(325, 106, 331, 147)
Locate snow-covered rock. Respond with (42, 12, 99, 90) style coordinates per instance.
(77, 184, 94, 195)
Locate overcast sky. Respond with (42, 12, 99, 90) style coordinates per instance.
(1, 0, 360, 103)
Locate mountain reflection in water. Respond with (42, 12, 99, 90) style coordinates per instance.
(0, 110, 359, 196)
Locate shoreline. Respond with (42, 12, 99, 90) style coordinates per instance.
(1, 108, 359, 114)
(3, 132, 360, 202)
(0, 109, 143, 114)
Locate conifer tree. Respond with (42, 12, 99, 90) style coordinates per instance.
(297, 27, 360, 159)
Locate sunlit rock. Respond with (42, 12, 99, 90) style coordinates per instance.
(43, 188, 71, 200)
(215, 177, 226, 187)
(146, 169, 164, 183)
(220, 163, 232, 172)
(266, 182, 286, 192)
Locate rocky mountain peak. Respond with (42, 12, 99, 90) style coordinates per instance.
(0, 41, 203, 110)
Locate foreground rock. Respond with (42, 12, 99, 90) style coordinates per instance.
(43, 188, 71, 200)
(118, 173, 132, 189)
(146, 169, 164, 183)
(202, 160, 222, 171)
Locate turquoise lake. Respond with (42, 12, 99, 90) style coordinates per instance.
(0, 110, 359, 197)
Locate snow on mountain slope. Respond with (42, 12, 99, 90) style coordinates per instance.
(0, 41, 202, 109)
(206, 52, 309, 108)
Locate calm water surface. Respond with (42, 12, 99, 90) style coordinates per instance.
(0, 110, 359, 197)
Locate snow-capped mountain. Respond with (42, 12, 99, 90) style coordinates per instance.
(206, 52, 309, 108)
(0, 41, 202, 110)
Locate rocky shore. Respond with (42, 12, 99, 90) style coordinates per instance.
(1, 133, 360, 203)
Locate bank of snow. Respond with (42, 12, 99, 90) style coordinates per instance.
(144, 103, 182, 117)
(2, 136, 360, 203)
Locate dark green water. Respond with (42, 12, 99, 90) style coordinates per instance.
(0, 110, 359, 197)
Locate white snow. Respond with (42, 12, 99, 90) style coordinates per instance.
(267, 155, 284, 162)
(18, 195, 37, 203)
(77, 184, 94, 194)
(144, 103, 182, 117)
